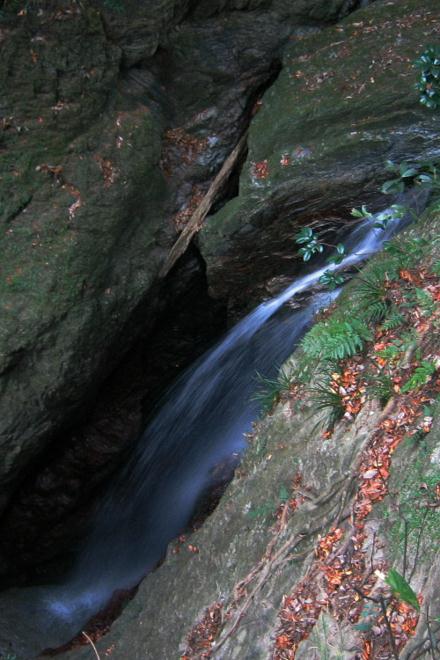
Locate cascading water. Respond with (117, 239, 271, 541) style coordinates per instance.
(0, 195, 424, 657)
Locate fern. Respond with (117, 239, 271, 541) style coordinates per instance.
(367, 370, 394, 405)
(415, 288, 435, 317)
(381, 307, 405, 331)
(377, 331, 418, 362)
(401, 361, 437, 393)
(301, 316, 372, 361)
(354, 265, 389, 322)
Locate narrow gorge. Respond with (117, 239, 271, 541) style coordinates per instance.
(0, 0, 440, 658)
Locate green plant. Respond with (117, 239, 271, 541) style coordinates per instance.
(351, 204, 373, 220)
(367, 370, 394, 406)
(252, 367, 295, 413)
(381, 160, 420, 194)
(307, 376, 345, 429)
(414, 287, 435, 317)
(326, 243, 346, 265)
(301, 316, 372, 361)
(381, 307, 405, 331)
(415, 46, 440, 109)
(353, 264, 389, 322)
(294, 227, 324, 261)
(386, 569, 420, 611)
(376, 330, 418, 362)
(380, 160, 440, 195)
(318, 269, 345, 290)
(401, 360, 437, 393)
(383, 236, 429, 272)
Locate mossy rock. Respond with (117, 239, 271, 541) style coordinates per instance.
(199, 0, 440, 309)
(0, 4, 170, 508)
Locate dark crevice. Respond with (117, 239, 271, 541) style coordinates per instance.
(0, 14, 285, 593)
(0, 245, 227, 590)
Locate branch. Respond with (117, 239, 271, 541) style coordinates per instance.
(159, 131, 248, 278)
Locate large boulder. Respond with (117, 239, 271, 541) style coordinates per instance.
(0, 0, 365, 530)
(0, 3, 171, 512)
(198, 0, 440, 312)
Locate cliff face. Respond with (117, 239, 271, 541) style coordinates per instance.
(0, 0, 363, 515)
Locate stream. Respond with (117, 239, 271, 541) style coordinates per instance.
(0, 197, 422, 657)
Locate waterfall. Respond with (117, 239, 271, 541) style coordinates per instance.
(45, 202, 413, 619)
(0, 195, 424, 657)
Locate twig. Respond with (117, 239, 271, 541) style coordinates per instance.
(426, 604, 438, 660)
(370, 530, 377, 575)
(406, 625, 440, 660)
(379, 595, 400, 660)
(212, 518, 328, 656)
(211, 532, 305, 654)
(82, 631, 101, 660)
(353, 587, 399, 660)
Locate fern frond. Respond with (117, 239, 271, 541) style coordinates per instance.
(382, 307, 405, 331)
(301, 317, 372, 361)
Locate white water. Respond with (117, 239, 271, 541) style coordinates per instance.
(0, 199, 421, 657)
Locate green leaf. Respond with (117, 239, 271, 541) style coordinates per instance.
(385, 159, 398, 172)
(319, 270, 345, 289)
(416, 173, 434, 186)
(295, 227, 315, 244)
(381, 179, 405, 194)
(351, 205, 372, 219)
(386, 569, 420, 611)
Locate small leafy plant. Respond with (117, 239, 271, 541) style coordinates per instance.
(294, 227, 324, 261)
(415, 45, 440, 110)
(354, 263, 390, 322)
(381, 307, 405, 331)
(376, 331, 418, 363)
(380, 161, 439, 195)
(318, 270, 345, 290)
(308, 376, 345, 429)
(383, 236, 429, 272)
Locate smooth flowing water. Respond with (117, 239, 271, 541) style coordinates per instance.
(0, 199, 422, 656)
